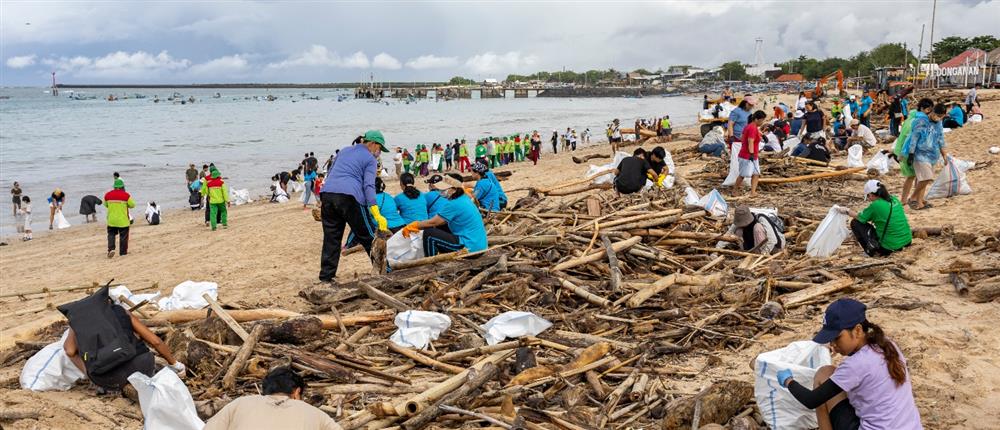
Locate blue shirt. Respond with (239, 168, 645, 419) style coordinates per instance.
(474, 178, 502, 211)
(847, 100, 859, 117)
(900, 98, 909, 116)
(321, 145, 377, 206)
(394, 191, 429, 223)
(790, 118, 805, 136)
(375, 192, 406, 229)
(303, 170, 317, 182)
(485, 171, 507, 205)
(436, 194, 487, 252)
(729, 107, 750, 138)
(424, 190, 448, 218)
(859, 96, 873, 117)
(948, 105, 965, 127)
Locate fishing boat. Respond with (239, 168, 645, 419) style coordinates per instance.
(69, 92, 96, 100)
(133, 94, 146, 99)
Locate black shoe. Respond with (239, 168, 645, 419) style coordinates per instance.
(318, 277, 332, 283)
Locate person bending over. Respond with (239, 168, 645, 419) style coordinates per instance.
(838, 180, 911, 257)
(776, 298, 922, 430)
(402, 174, 487, 257)
(205, 366, 342, 430)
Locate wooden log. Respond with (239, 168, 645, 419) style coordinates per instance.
(391, 249, 473, 270)
(758, 167, 865, 184)
(970, 282, 1000, 303)
(773, 280, 819, 291)
(789, 156, 831, 167)
(604, 215, 680, 232)
(437, 338, 536, 362)
(0, 312, 64, 353)
(545, 329, 636, 350)
(590, 209, 682, 231)
(487, 236, 562, 247)
(628, 229, 739, 243)
(202, 294, 251, 342)
(778, 278, 855, 309)
(274, 346, 356, 383)
(314, 383, 430, 396)
(660, 380, 753, 429)
(222, 325, 263, 390)
(388, 342, 466, 374)
(627, 273, 722, 308)
(358, 281, 409, 312)
(546, 182, 612, 196)
(143, 309, 394, 329)
(586, 197, 602, 216)
(402, 363, 500, 430)
(537, 168, 614, 194)
(629, 373, 650, 402)
(602, 235, 624, 293)
(573, 153, 611, 164)
(555, 277, 612, 307)
(585, 370, 606, 398)
(552, 236, 642, 272)
(335, 326, 371, 353)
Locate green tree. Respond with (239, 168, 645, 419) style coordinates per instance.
(631, 68, 653, 76)
(969, 35, 1000, 51)
(719, 61, 748, 81)
(930, 36, 971, 61)
(449, 76, 475, 86)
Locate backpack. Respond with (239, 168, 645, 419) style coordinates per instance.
(56, 285, 138, 376)
(149, 212, 160, 225)
(755, 213, 786, 250)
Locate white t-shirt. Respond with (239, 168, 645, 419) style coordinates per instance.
(796, 96, 807, 111)
(854, 124, 877, 147)
(393, 152, 403, 165)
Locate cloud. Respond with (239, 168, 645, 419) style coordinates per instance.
(405, 55, 459, 70)
(42, 50, 190, 79)
(372, 53, 401, 70)
(189, 54, 249, 76)
(465, 51, 538, 74)
(6, 54, 36, 69)
(267, 45, 370, 69)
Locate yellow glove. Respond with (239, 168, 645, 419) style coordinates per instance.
(369, 205, 388, 232)
(402, 221, 421, 238)
(656, 173, 666, 187)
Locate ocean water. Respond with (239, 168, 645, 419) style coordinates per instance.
(0, 87, 701, 237)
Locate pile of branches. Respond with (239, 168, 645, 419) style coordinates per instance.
(124, 184, 898, 430)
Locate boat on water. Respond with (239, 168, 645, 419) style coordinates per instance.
(68, 91, 96, 100)
(133, 94, 146, 99)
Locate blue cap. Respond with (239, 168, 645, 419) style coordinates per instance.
(813, 298, 867, 344)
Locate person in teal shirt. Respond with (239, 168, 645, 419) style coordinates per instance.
(471, 162, 505, 211)
(858, 94, 873, 127)
(400, 173, 487, 256)
(375, 178, 405, 230)
(394, 173, 428, 223)
(944, 103, 965, 128)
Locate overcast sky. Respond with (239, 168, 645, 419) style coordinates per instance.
(1, 1, 997, 86)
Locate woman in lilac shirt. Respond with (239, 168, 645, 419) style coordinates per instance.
(777, 298, 922, 430)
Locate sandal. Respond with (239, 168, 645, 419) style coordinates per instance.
(916, 203, 934, 210)
(907, 200, 918, 209)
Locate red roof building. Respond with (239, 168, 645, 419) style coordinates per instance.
(775, 73, 804, 82)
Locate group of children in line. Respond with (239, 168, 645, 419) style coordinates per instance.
(397, 132, 550, 178)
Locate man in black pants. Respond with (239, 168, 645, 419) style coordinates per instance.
(318, 130, 390, 282)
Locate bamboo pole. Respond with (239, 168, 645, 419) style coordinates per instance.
(758, 167, 864, 184)
(555, 277, 612, 307)
(222, 325, 263, 390)
(388, 342, 466, 374)
(142, 309, 394, 329)
(551, 236, 642, 272)
(778, 278, 856, 308)
(537, 168, 614, 194)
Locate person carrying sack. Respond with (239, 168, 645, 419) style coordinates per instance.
(318, 130, 391, 282)
(58, 285, 184, 392)
(103, 179, 135, 258)
(838, 180, 912, 257)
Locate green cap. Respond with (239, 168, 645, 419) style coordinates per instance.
(363, 130, 389, 153)
(113, 178, 125, 189)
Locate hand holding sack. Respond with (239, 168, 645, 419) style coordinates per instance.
(402, 221, 422, 238)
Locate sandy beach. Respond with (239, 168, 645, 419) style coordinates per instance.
(1, 90, 999, 429)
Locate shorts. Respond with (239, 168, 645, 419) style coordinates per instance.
(88, 351, 155, 391)
(899, 158, 915, 177)
(913, 161, 934, 182)
(829, 400, 861, 430)
(737, 158, 760, 178)
(610, 137, 622, 143)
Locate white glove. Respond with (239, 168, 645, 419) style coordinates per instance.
(166, 361, 186, 377)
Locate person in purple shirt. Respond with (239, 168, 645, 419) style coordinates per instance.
(777, 298, 922, 430)
(318, 130, 390, 282)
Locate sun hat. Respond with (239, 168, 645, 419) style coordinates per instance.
(863, 179, 881, 197)
(425, 174, 444, 185)
(733, 206, 754, 228)
(813, 298, 867, 344)
(363, 130, 389, 153)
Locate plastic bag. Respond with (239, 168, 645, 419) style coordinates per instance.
(754, 341, 832, 430)
(158, 281, 218, 311)
(683, 187, 701, 206)
(480, 311, 552, 345)
(231, 189, 252, 205)
(865, 150, 892, 175)
(698, 189, 728, 218)
(806, 206, 851, 258)
(588, 152, 632, 185)
(20, 330, 86, 391)
(781, 136, 800, 153)
(846, 145, 864, 167)
(722, 141, 742, 187)
(926, 156, 974, 200)
(386, 230, 425, 266)
(128, 368, 204, 430)
(389, 310, 452, 349)
(54, 209, 71, 229)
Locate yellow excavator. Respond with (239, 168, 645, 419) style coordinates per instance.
(805, 70, 845, 99)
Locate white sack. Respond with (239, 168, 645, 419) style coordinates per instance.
(847, 145, 864, 167)
(683, 187, 701, 206)
(698, 189, 728, 218)
(54, 209, 71, 229)
(926, 156, 974, 200)
(20, 330, 86, 391)
(754, 341, 833, 430)
(128, 368, 204, 430)
(389, 310, 452, 350)
(723, 142, 743, 187)
(588, 151, 632, 185)
(865, 150, 892, 175)
(386, 230, 425, 266)
(231, 189, 252, 205)
(158, 281, 218, 311)
(782, 136, 801, 152)
(480, 311, 552, 346)
(806, 205, 851, 258)
(109, 285, 161, 308)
